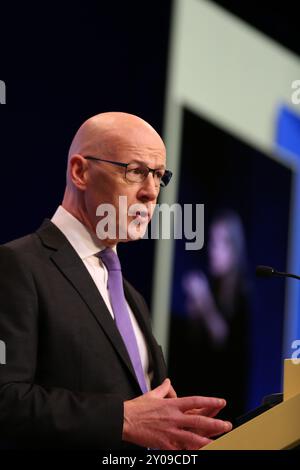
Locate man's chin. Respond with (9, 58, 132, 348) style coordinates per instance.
(126, 223, 148, 241)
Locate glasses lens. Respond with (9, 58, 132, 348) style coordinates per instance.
(126, 162, 172, 188)
(160, 170, 172, 187)
(126, 162, 148, 182)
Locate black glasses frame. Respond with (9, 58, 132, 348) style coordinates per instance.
(84, 156, 172, 187)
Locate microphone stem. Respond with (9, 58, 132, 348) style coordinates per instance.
(275, 271, 300, 281)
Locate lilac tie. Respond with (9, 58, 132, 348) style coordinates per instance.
(98, 248, 148, 394)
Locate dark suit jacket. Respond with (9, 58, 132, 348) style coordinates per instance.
(0, 220, 167, 449)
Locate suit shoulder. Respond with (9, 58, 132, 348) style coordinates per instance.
(1, 233, 40, 257)
(0, 233, 42, 271)
(3, 232, 37, 250)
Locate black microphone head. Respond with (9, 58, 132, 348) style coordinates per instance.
(256, 265, 275, 278)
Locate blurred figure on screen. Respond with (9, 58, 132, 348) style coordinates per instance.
(181, 210, 250, 421)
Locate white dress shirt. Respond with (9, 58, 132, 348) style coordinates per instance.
(51, 205, 151, 390)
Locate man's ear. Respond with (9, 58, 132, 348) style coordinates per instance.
(69, 154, 89, 191)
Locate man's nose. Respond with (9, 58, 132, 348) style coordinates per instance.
(138, 172, 159, 202)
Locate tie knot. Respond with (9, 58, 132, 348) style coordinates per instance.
(98, 248, 121, 271)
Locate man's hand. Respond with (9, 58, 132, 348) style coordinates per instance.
(182, 271, 216, 316)
(123, 378, 232, 450)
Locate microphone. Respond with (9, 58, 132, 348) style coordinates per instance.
(256, 265, 300, 281)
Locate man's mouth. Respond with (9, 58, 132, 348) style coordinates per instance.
(133, 210, 149, 224)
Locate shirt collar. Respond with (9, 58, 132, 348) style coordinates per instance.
(51, 205, 116, 260)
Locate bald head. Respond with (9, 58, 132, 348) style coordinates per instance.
(68, 112, 165, 164)
(62, 112, 167, 243)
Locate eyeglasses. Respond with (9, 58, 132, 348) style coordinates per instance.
(84, 156, 172, 188)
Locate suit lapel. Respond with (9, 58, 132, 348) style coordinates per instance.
(123, 281, 153, 348)
(36, 220, 140, 389)
(123, 280, 164, 388)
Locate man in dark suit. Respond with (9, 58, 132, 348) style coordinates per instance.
(0, 112, 232, 450)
